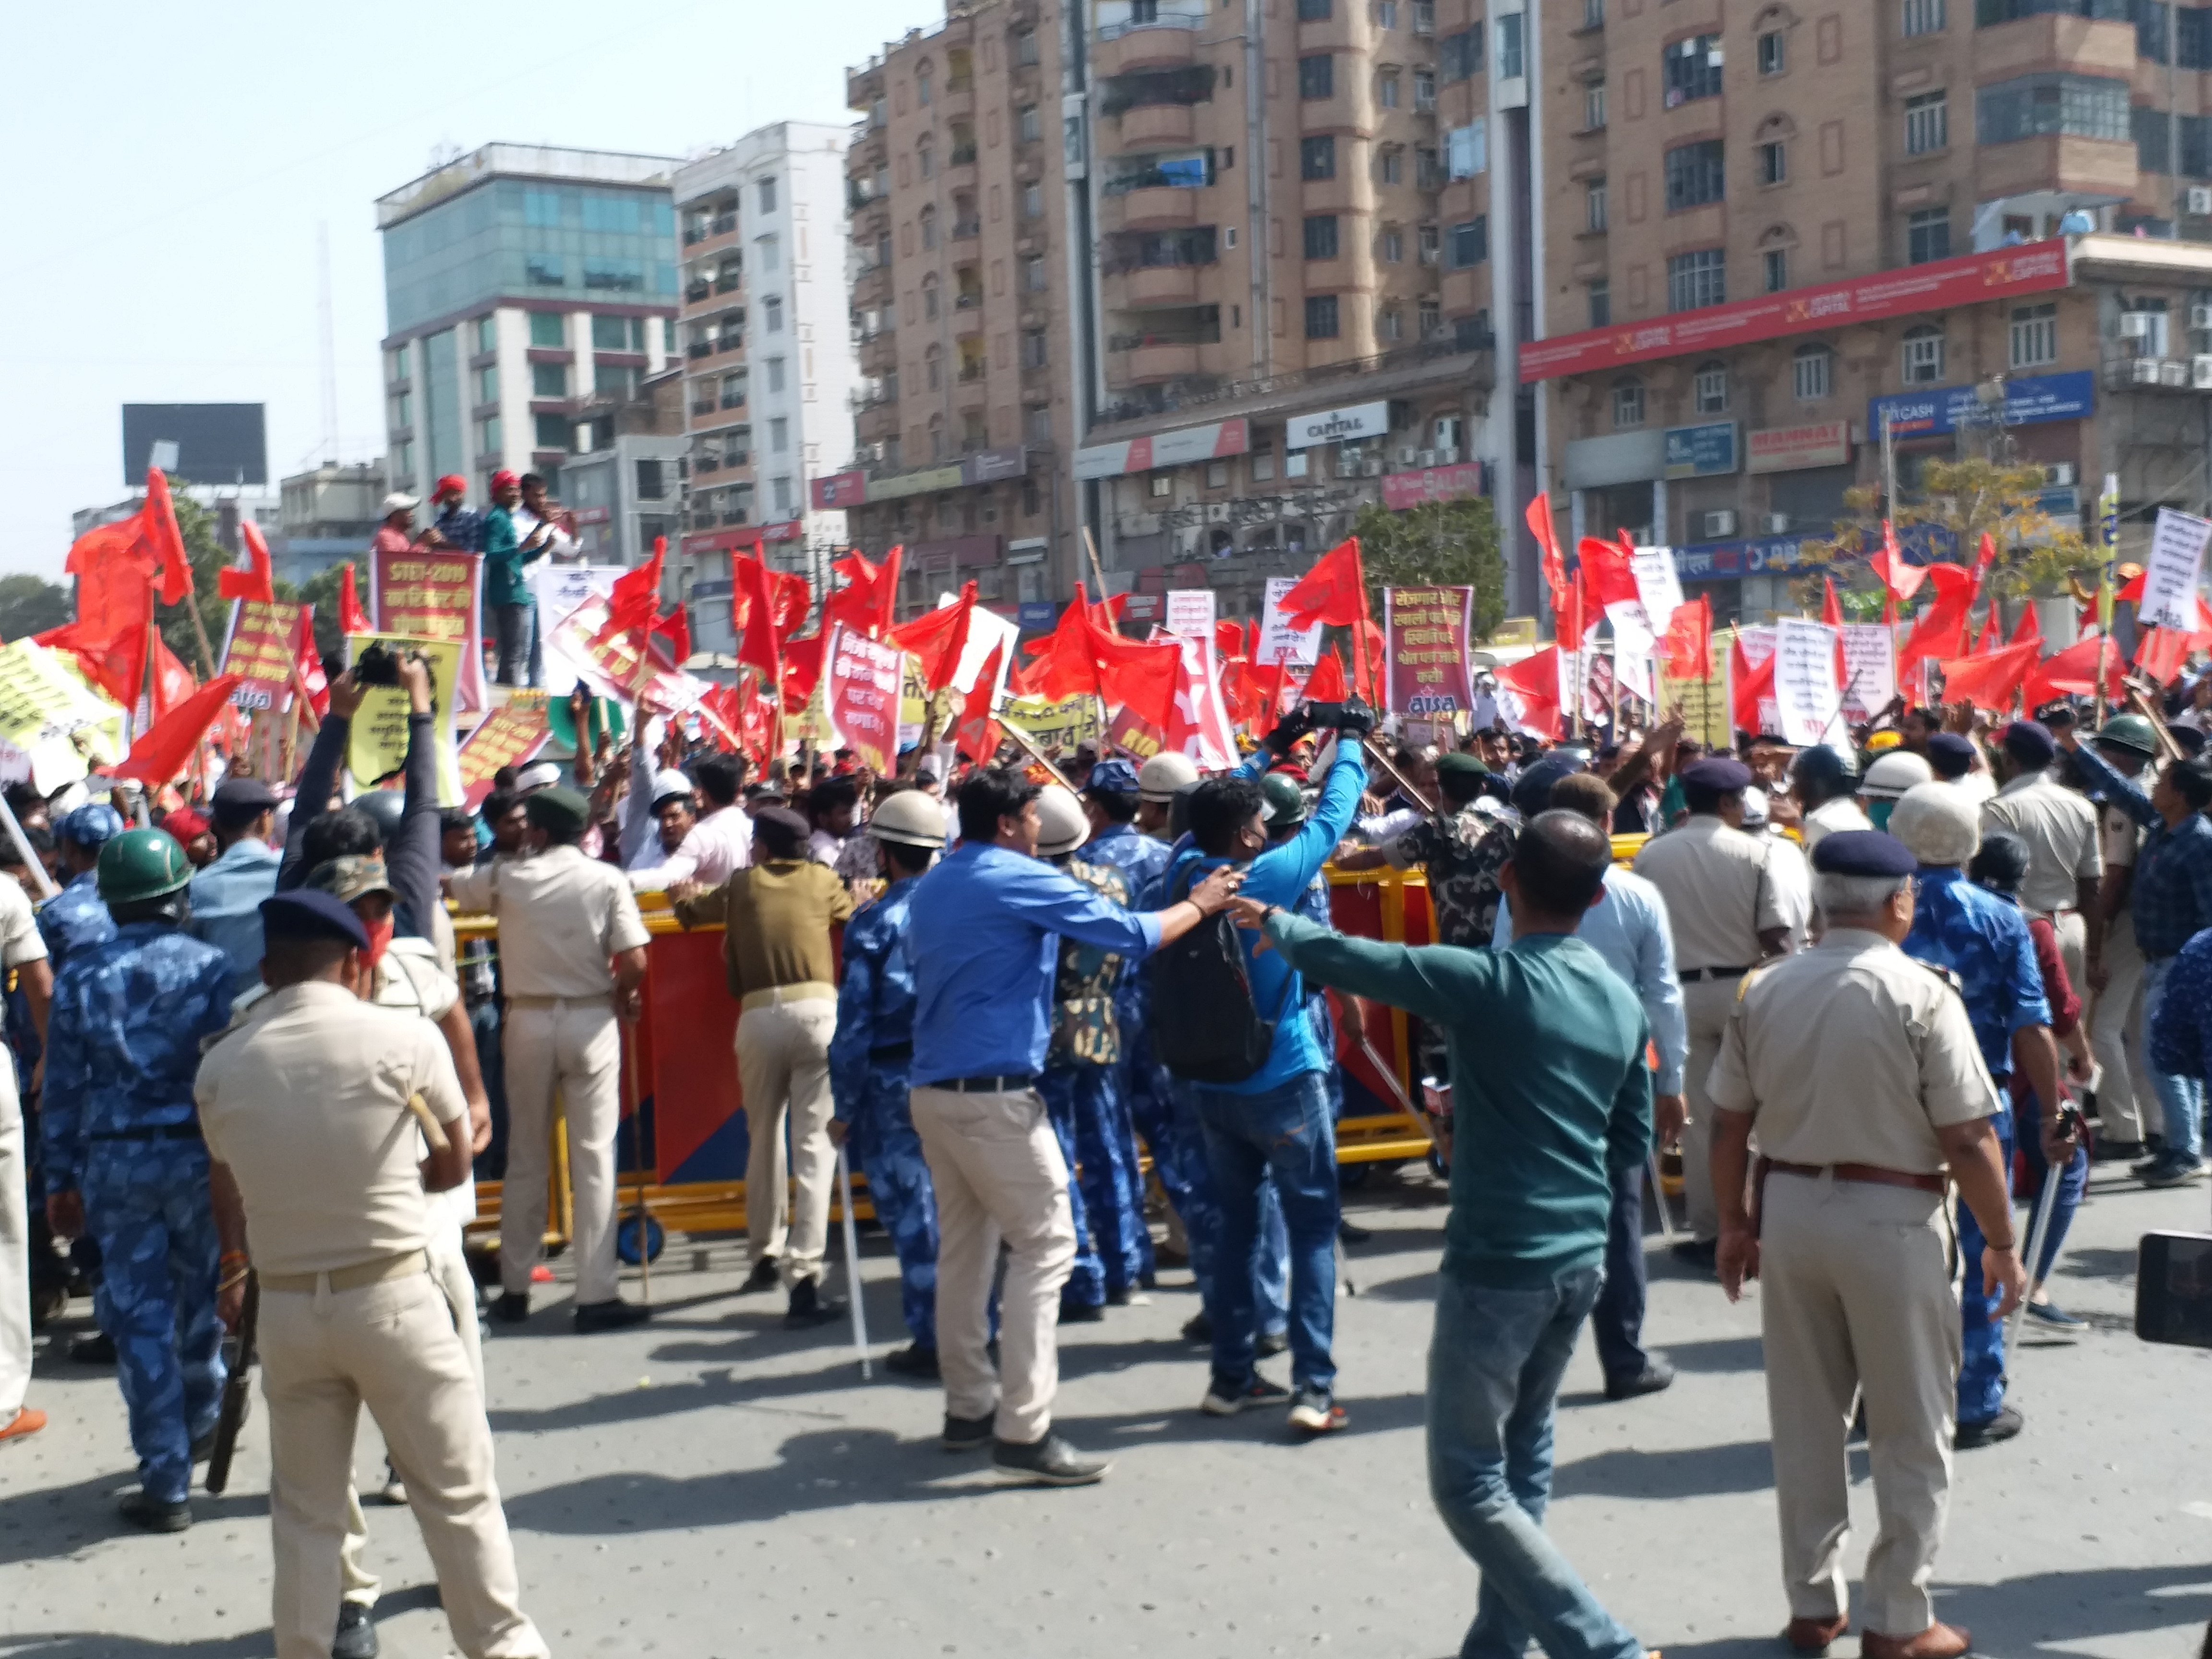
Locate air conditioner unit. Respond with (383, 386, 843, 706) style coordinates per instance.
(2042, 462, 2076, 487)
(2196, 355, 2212, 389)
(1176, 527, 1205, 556)
(1767, 512, 1791, 534)
(1397, 445, 1420, 465)
(2194, 304, 2212, 331)
(1437, 445, 1459, 465)
(1362, 458, 1384, 477)
(2123, 312, 2155, 338)
(2132, 357, 2165, 385)
(1417, 448, 1437, 467)
(2163, 358, 2191, 386)
(2190, 187, 2212, 216)
(1704, 509, 1738, 539)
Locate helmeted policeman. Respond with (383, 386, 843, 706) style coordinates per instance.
(41, 828, 234, 1530)
(38, 802, 123, 969)
(828, 790, 947, 1377)
(1788, 746, 1871, 853)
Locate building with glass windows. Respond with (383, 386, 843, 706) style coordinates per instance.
(376, 144, 682, 520)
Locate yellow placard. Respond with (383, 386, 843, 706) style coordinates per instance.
(0, 640, 124, 792)
(344, 634, 463, 805)
(1003, 694, 1103, 752)
(1658, 627, 1732, 751)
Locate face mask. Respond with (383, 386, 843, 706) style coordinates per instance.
(1867, 800, 1894, 832)
(363, 914, 396, 968)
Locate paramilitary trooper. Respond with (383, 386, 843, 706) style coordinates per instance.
(828, 790, 948, 1378)
(41, 828, 234, 1530)
(38, 802, 123, 969)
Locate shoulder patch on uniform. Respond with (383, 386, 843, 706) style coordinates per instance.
(1734, 960, 1779, 1002)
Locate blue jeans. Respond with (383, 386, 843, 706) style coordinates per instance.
(1957, 1107, 2014, 1427)
(1179, 1081, 1289, 1339)
(1195, 1071, 1338, 1393)
(2145, 956, 2206, 1160)
(1589, 1162, 1649, 1384)
(2012, 1083, 2087, 1284)
(1429, 1269, 1643, 1659)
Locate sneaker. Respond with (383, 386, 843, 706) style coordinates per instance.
(333, 1599, 380, 1659)
(573, 1299, 650, 1334)
(1179, 1310, 1213, 1344)
(118, 1490, 192, 1532)
(1604, 1357, 1677, 1401)
(1287, 1386, 1347, 1435)
(2024, 1300, 2088, 1333)
(68, 1330, 116, 1365)
(374, 1461, 407, 1505)
(2143, 1154, 2208, 1189)
(0, 1407, 46, 1447)
(741, 1255, 780, 1294)
(488, 1291, 529, 1325)
(1201, 1373, 1290, 1416)
(1954, 1403, 2024, 1449)
(991, 1432, 1110, 1486)
(1058, 1300, 1105, 1324)
(1255, 1328, 1289, 1358)
(782, 1280, 844, 1329)
(883, 1342, 940, 1379)
(942, 1412, 993, 1452)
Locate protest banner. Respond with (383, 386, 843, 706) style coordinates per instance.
(1839, 624, 1898, 721)
(1605, 602, 1658, 709)
(1380, 586, 1478, 716)
(2140, 507, 2212, 633)
(1164, 589, 1217, 642)
(1628, 547, 1684, 634)
(1106, 703, 1165, 761)
(219, 600, 310, 712)
(1162, 630, 1238, 768)
(457, 693, 551, 808)
(823, 625, 905, 774)
(1257, 575, 1322, 666)
(374, 548, 487, 712)
(1772, 618, 1843, 746)
(543, 591, 710, 715)
(1659, 626, 1731, 751)
(0, 640, 125, 792)
(526, 564, 627, 696)
(1003, 694, 1103, 751)
(343, 633, 463, 805)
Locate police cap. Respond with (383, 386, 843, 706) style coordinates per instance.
(1083, 758, 1141, 798)
(259, 889, 371, 952)
(212, 777, 279, 815)
(57, 802, 124, 851)
(1925, 732, 1978, 779)
(1138, 752, 1200, 803)
(1436, 751, 1490, 781)
(523, 786, 590, 837)
(1512, 752, 1586, 819)
(1680, 757, 1754, 792)
(1999, 720, 2056, 770)
(1789, 745, 1858, 790)
(1810, 829, 1918, 878)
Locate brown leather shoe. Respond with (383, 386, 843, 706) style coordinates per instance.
(1862, 1623, 1971, 1659)
(1785, 1615, 1850, 1654)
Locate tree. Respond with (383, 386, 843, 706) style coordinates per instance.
(291, 561, 354, 666)
(156, 489, 235, 675)
(1348, 495, 1508, 641)
(0, 574, 73, 642)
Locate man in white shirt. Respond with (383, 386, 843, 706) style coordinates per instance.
(1790, 748, 1873, 854)
(621, 769, 698, 876)
(806, 773, 861, 867)
(631, 754, 751, 893)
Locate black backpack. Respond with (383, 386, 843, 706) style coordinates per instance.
(1150, 865, 1296, 1084)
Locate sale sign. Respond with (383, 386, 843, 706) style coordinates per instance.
(1380, 586, 1477, 717)
(457, 693, 552, 808)
(822, 624, 904, 773)
(220, 601, 311, 712)
(373, 549, 487, 712)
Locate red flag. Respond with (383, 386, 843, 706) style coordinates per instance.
(1935, 640, 2041, 711)
(1661, 595, 1713, 681)
(824, 545, 902, 639)
(2011, 602, 2043, 647)
(2025, 631, 2127, 709)
(1278, 538, 1370, 630)
(63, 519, 157, 709)
(1575, 537, 1640, 609)
(142, 470, 194, 607)
(113, 674, 242, 786)
(1973, 531, 1999, 578)
(1897, 565, 1977, 679)
(888, 583, 977, 692)
(1214, 618, 1247, 662)
(1871, 521, 1927, 605)
(148, 631, 195, 719)
(652, 605, 692, 669)
(1073, 587, 1182, 730)
(1972, 605, 2002, 656)
(297, 619, 330, 720)
(782, 633, 827, 714)
(734, 554, 788, 683)
(36, 621, 139, 709)
(219, 520, 277, 604)
(1526, 495, 1568, 613)
(337, 562, 372, 636)
(956, 638, 1007, 759)
(1821, 578, 1844, 627)
(593, 539, 666, 649)
(1496, 646, 1564, 740)
(1731, 637, 1778, 737)
(1303, 649, 1348, 703)
(1557, 568, 1592, 653)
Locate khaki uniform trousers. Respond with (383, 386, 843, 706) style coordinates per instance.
(0, 1067, 28, 1421)
(500, 997, 622, 1305)
(1760, 1172, 1960, 1640)
(911, 1083, 1073, 1445)
(2090, 912, 2153, 1143)
(261, 1266, 547, 1659)
(1680, 978, 1741, 1242)
(734, 990, 839, 1290)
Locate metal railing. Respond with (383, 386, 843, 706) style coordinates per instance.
(1107, 326, 1220, 350)
(952, 218, 981, 239)
(721, 393, 746, 409)
(1097, 9, 1204, 40)
(685, 281, 711, 302)
(950, 143, 978, 166)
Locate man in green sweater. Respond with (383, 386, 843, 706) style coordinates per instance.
(1229, 808, 1653, 1659)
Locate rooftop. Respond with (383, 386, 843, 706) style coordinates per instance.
(377, 143, 682, 230)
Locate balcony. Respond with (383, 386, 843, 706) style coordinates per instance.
(1112, 186, 1202, 230)
(685, 279, 711, 303)
(721, 393, 747, 410)
(685, 211, 739, 248)
(1093, 330, 1495, 428)
(1974, 12, 2135, 82)
(1110, 341, 1202, 384)
(1114, 102, 1196, 150)
(1118, 264, 1202, 307)
(958, 362, 988, 384)
(687, 341, 714, 360)
(1096, 12, 1202, 77)
(691, 397, 716, 417)
(949, 143, 979, 167)
(857, 403, 901, 445)
(715, 273, 742, 295)
(951, 218, 981, 240)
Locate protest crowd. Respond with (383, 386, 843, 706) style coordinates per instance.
(9, 466, 2212, 1659)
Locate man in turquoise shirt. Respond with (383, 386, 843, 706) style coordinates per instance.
(482, 469, 552, 686)
(1231, 808, 1652, 1659)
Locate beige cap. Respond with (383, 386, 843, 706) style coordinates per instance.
(1137, 751, 1200, 804)
(866, 790, 948, 851)
(1888, 781, 1980, 867)
(1033, 784, 1091, 858)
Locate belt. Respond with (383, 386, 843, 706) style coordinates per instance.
(260, 1248, 430, 1296)
(919, 1073, 1037, 1094)
(741, 981, 836, 1012)
(868, 1041, 914, 1062)
(1679, 965, 1753, 984)
(87, 1125, 202, 1143)
(505, 993, 609, 1009)
(1761, 1159, 1947, 1195)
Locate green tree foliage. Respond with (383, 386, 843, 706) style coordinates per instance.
(291, 561, 355, 666)
(157, 490, 236, 675)
(0, 574, 73, 642)
(1348, 495, 1508, 641)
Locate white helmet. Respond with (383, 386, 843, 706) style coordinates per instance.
(1033, 784, 1090, 858)
(865, 790, 949, 851)
(1859, 751, 1935, 801)
(1137, 752, 1199, 804)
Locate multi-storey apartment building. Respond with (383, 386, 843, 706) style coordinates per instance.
(377, 145, 681, 516)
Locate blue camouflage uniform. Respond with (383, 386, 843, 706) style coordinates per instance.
(38, 869, 118, 971)
(829, 877, 938, 1351)
(1903, 865, 2050, 1429)
(42, 923, 236, 1504)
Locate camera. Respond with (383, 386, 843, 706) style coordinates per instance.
(352, 639, 427, 688)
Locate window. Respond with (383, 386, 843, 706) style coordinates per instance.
(721, 372, 746, 408)
(1305, 295, 1340, 338)
(1497, 12, 1524, 77)
(772, 477, 793, 515)
(1902, 0, 1946, 34)
(1765, 248, 1789, 291)
(1298, 0, 1332, 18)
(1760, 142, 1786, 184)
(1589, 280, 1612, 327)
(1015, 27, 1039, 66)
(1418, 223, 1441, 264)
(1758, 30, 1785, 74)
(1379, 147, 1404, 185)
(1902, 325, 1946, 384)
(529, 313, 565, 348)
(471, 319, 494, 356)
(1415, 70, 1435, 111)
(1023, 254, 1047, 290)
(1448, 121, 1487, 179)
(1376, 0, 1397, 26)
(1694, 361, 1729, 413)
(1585, 78, 1608, 130)
(597, 367, 637, 402)
(1304, 215, 1340, 258)
(1905, 90, 1948, 155)
(1416, 145, 1441, 189)
(924, 280, 940, 320)
(766, 357, 786, 393)
(920, 209, 938, 251)
(1022, 181, 1043, 218)
(1378, 306, 1404, 342)
(1379, 71, 1401, 108)
(1441, 26, 1483, 80)
(533, 413, 572, 450)
(2010, 301, 2058, 369)
(1022, 328, 1048, 369)
(477, 366, 498, 404)
(919, 140, 936, 180)
(1977, 73, 2129, 146)
(1668, 248, 1727, 311)
(532, 361, 568, 397)
(1019, 104, 1041, 144)
(758, 177, 777, 214)
(1382, 226, 1405, 262)
(1149, 473, 1173, 499)
(1300, 55, 1334, 99)
(1665, 34, 1723, 106)
(1585, 0, 1605, 25)
(1302, 136, 1337, 180)
(925, 349, 942, 392)
(1792, 343, 1832, 400)
(1025, 408, 1053, 446)
(1665, 141, 1727, 210)
(769, 417, 789, 453)
(764, 296, 783, 333)
(393, 440, 413, 479)
(1448, 216, 1489, 267)
(917, 63, 933, 106)
(589, 315, 630, 350)
(1906, 206, 1951, 264)
(477, 416, 500, 456)
(1613, 380, 1646, 428)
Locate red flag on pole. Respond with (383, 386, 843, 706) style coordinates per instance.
(1821, 578, 1844, 627)
(1935, 640, 2041, 711)
(219, 521, 277, 604)
(1660, 594, 1712, 680)
(337, 562, 372, 636)
(888, 583, 977, 692)
(1527, 494, 1568, 613)
(1871, 520, 1927, 605)
(824, 545, 903, 639)
(142, 470, 194, 607)
(734, 554, 788, 684)
(956, 638, 1006, 759)
(1897, 565, 1977, 680)
(112, 674, 242, 785)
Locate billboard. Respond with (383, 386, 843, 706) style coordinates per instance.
(121, 404, 268, 486)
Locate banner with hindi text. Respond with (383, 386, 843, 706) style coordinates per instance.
(822, 625, 905, 774)
(220, 600, 310, 712)
(343, 633, 463, 805)
(457, 693, 551, 809)
(373, 548, 488, 713)
(1381, 586, 1477, 717)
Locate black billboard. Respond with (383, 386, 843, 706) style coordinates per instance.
(121, 404, 267, 486)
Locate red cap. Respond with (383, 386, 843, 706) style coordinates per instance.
(162, 807, 209, 842)
(490, 469, 519, 493)
(433, 474, 468, 501)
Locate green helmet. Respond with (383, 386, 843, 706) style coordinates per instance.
(1259, 772, 1307, 830)
(96, 828, 194, 906)
(2097, 713, 2160, 758)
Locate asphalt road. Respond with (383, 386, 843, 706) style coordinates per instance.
(4, 1159, 2211, 1659)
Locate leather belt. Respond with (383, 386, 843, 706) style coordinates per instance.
(1679, 965, 1753, 984)
(741, 982, 836, 1011)
(1761, 1158, 1947, 1195)
(919, 1074, 1038, 1094)
(260, 1248, 430, 1296)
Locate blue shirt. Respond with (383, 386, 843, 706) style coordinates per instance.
(907, 842, 1164, 1085)
(1082, 823, 1173, 910)
(2152, 926, 2212, 1080)
(41, 922, 234, 1193)
(2068, 740, 2212, 959)
(1902, 866, 2050, 1079)
(37, 871, 115, 970)
(1494, 865, 1690, 1095)
(188, 838, 283, 1001)
(1164, 738, 1368, 1094)
(433, 504, 485, 553)
(829, 876, 922, 1120)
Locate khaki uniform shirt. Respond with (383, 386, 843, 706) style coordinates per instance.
(672, 858, 854, 1001)
(1632, 816, 1789, 971)
(195, 981, 468, 1276)
(2101, 798, 2143, 873)
(1982, 771, 2100, 914)
(1801, 797, 1872, 855)
(0, 878, 47, 970)
(1706, 928, 1996, 1173)
(447, 844, 649, 999)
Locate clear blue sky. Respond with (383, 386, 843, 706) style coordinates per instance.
(0, 0, 931, 580)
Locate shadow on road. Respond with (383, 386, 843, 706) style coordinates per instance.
(1553, 1438, 1775, 1500)
(0, 1469, 267, 1570)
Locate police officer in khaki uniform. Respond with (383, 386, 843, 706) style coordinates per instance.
(1706, 832, 2025, 1659)
(197, 891, 550, 1659)
(448, 786, 651, 1332)
(1632, 757, 1792, 1263)
(1981, 719, 2100, 993)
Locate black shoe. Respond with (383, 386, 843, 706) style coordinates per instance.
(782, 1279, 845, 1329)
(1058, 1300, 1105, 1324)
(1670, 1238, 1719, 1271)
(333, 1599, 380, 1659)
(2092, 1138, 2146, 1164)
(489, 1291, 529, 1325)
(1955, 1404, 2025, 1449)
(1201, 1372, 1290, 1416)
(118, 1490, 191, 1533)
(942, 1411, 994, 1452)
(1337, 1219, 1373, 1245)
(1105, 1286, 1134, 1307)
(741, 1255, 780, 1294)
(1255, 1328, 1289, 1358)
(69, 1330, 116, 1365)
(572, 1299, 650, 1334)
(1180, 1310, 1212, 1344)
(1603, 1357, 1676, 1401)
(992, 1432, 1110, 1486)
(884, 1342, 940, 1379)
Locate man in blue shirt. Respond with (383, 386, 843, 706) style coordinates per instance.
(1166, 713, 1368, 1435)
(188, 778, 284, 1001)
(906, 769, 1239, 1487)
(38, 804, 123, 970)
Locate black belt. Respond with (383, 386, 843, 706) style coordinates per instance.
(87, 1125, 203, 1144)
(922, 1073, 1037, 1094)
(1679, 965, 1753, 984)
(869, 1042, 914, 1062)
